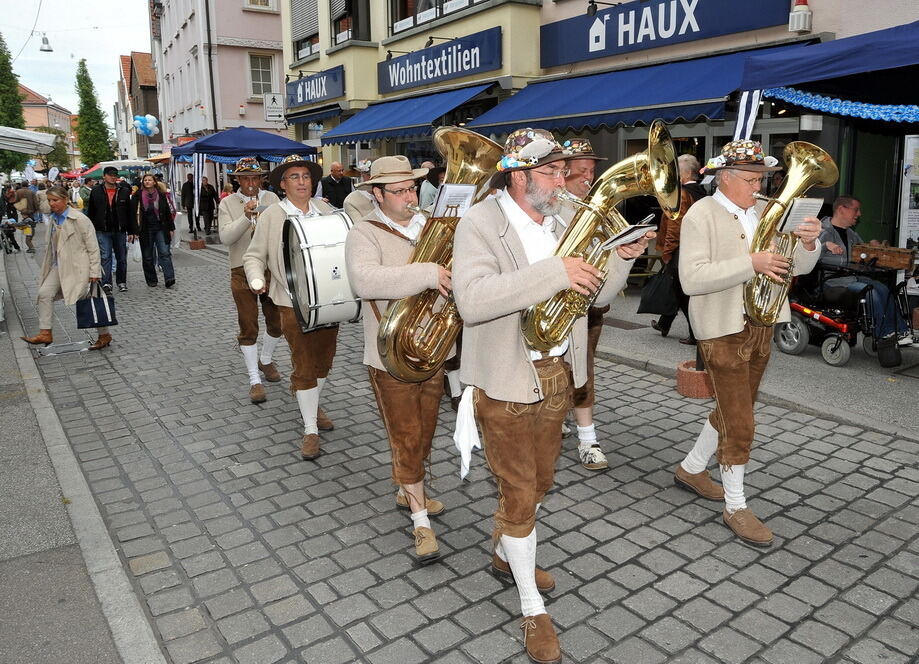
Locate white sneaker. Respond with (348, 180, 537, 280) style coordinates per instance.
(898, 335, 915, 347)
(579, 444, 609, 471)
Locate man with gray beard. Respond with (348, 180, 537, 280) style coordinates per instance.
(452, 128, 653, 664)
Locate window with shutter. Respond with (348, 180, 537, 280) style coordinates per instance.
(290, 0, 319, 41)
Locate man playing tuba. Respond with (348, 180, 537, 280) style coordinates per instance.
(344, 156, 452, 565)
(674, 139, 822, 547)
(452, 129, 652, 664)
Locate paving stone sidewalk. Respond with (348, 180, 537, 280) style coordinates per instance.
(5, 241, 918, 664)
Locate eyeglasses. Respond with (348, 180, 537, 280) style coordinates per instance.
(284, 174, 312, 182)
(531, 166, 570, 179)
(845, 205, 861, 212)
(731, 173, 764, 187)
(382, 185, 418, 196)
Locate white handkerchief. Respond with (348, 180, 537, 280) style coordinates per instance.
(452, 385, 480, 479)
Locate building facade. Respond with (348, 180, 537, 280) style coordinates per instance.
(19, 83, 81, 170)
(280, 0, 543, 168)
(149, 0, 287, 150)
(114, 52, 162, 160)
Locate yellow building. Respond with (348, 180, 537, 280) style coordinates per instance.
(281, 0, 543, 168)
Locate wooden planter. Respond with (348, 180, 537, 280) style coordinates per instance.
(676, 360, 714, 399)
(188, 238, 206, 250)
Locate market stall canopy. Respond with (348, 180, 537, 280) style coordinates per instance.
(0, 126, 57, 154)
(60, 169, 83, 179)
(81, 160, 154, 179)
(740, 20, 919, 121)
(467, 46, 795, 135)
(321, 84, 491, 146)
(170, 126, 315, 158)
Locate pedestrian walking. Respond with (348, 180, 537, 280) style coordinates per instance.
(198, 176, 219, 234)
(130, 174, 177, 288)
(85, 166, 133, 293)
(20, 186, 112, 350)
(180, 173, 199, 233)
(316, 161, 353, 208)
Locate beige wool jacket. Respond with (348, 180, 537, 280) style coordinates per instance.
(453, 196, 632, 404)
(344, 210, 446, 371)
(217, 191, 280, 268)
(679, 196, 820, 340)
(242, 198, 334, 308)
(39, 208, 102, 305)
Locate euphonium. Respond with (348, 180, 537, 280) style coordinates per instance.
(743, 142, 838, 326)
(377, 127, 502, 382)
(521, 119, 681, 351)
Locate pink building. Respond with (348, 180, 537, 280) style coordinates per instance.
(149, 0, 287, 144)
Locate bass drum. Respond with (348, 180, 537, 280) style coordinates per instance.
(283, 211, 361, 332)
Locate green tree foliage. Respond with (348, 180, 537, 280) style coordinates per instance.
(0, 33, 26, 175)
(74, 58, 114, 165)
(34, 126, 70, 170)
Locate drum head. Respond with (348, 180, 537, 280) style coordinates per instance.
(283, 211, 361, 332)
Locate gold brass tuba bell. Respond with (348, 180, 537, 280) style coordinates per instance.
(743, 141, 838, 326)
(521, 119, 681, 351)
(376, 127, 503, 382)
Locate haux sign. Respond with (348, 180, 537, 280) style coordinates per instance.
(541, 0, 788, 68)
(378, 27, 502, 94)
(286, 66, 345, 111)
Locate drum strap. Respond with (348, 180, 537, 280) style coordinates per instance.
(363, 220, 410, 323)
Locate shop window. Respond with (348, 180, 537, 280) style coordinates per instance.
(249, 54, 274, 95)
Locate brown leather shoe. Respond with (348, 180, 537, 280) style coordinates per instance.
(21, 329, 52, 345)
(520, 614, 561, 664)
(412, 526, 440, 564)
(492, 555, 555, 593)
(674, 464, 725, 501)
(395, 492, 445, 516)
(249, 383, 267, 404)
(316, 407, 334, 431)
(723, 508, 774, 547)
(301, 433, 320, 460)
(258, 360, 281, 382)
(89, 333, 112, 351)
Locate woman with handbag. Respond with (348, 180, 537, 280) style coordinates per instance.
(131, 175, 177, 288)
(20, 186, 113, 350)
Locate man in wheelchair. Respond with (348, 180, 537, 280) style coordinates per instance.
(813, 196, 913, 347)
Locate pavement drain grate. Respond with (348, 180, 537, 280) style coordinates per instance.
(36, 341, 91, 356)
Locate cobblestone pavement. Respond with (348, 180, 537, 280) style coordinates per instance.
(6, 241, 919, 664)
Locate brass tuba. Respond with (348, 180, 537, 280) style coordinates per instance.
(743, 142, 838, 326)
(521, 119, 681, 351)
(377, 127, 502, 382)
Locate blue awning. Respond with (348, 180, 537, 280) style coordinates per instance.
(321, 84, 491, 145)
(468, 46, 797, 135)
(287, 106, 342, 125)
(741, 20, 919, 92)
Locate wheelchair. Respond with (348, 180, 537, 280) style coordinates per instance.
(773, 265, 915, 367)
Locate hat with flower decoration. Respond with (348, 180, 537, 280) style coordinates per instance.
(560, 138, 606, 162)
(228, 156, 267, 175)
(489, 128, 568, 188)
(268, 154, 323, 189)
(701, 139, 782, 175)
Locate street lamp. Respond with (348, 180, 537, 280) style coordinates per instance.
(39, 33, 53, 52)
(587, 1, 621, 17)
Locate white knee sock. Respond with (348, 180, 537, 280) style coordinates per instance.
(410, 509, 431, 530)
(260, 334, 281, 365)
(681, 420, 719, 474)
(241, 344, 261, 385)
(501, 531, 545, 617)
(722, 464, 747, 513)
(577, 424, 597, 450)
(446, 370, 462, 398)
(296, 388, 319, 435)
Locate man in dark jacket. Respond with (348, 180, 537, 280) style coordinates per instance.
(86, 166, 133, 293)
(180, 173, 198, 233)
(316, 162, 353, 209)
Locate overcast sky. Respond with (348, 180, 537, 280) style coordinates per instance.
(5, 0, 152, 129)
